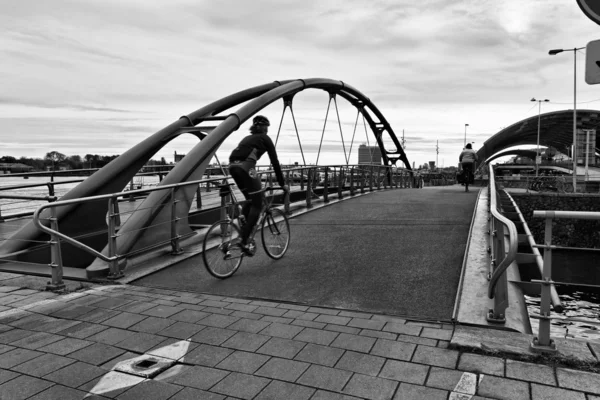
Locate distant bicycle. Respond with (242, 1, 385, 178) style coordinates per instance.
(202, 185, 290, 279)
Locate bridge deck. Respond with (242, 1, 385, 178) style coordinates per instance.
(132, 185, 479, 322)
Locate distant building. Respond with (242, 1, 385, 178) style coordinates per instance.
(358, 145, 382, 165)
(174, 151, 186, 163)
(0, 163, 34, 173)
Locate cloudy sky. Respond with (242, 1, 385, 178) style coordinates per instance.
(2, 0, 600, 168)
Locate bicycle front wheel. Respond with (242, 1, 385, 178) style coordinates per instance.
(203, 220, 243, 279)
(261, 208, 290, 259)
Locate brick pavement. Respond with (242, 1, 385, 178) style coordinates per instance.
(0, 278, 599, 399)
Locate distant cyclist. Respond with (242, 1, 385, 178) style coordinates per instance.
(459, 143, 478, 192)
(229, 115, 288, 255)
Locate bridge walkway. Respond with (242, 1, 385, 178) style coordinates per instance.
(132, 185, 478, 322)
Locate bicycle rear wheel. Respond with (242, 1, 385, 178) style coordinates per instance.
(203, 220, 243, 279)
(261, 207, 290, 259)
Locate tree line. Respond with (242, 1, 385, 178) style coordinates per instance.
(0, 152, 169, 171)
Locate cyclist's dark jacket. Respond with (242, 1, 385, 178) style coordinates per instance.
(229, 133, 285, 186)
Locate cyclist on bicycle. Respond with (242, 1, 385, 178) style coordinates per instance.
(459, 143, 478, 192)
(229, 115, 288, 255)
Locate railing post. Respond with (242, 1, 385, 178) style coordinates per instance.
(531, 215, 558, 353)
(170, 188, 183, 255)
(107, 197, 124, 279)
(487, 221, 507, 324)
(338, 168, 343, 199)
(46, 206, 66, 292)
(196, 184, 202, 210)
(369, 166, 374, 191)
(300, 168, 305, 191)
(377, 167, 382, 189)
(306, 169, 313, 208)
(128, 180, 135, 202)
(284, 185, 290, 214)
(350, 168, 355, 196)
(323, 168, 329, 203)
(46, 182, 55, 197)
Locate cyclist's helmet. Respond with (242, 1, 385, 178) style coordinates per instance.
(253, 115, 270, 126)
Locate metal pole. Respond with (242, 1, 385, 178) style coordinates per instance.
(536, 101, 541, 177)
(47, 206, 65, 292)
(573, 49, 578, 192)
(585, 129, 590, 182)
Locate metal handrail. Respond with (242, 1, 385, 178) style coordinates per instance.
(486, 166, 519, 322)
(530, 209, 600, 353)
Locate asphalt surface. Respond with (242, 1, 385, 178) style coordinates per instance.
(132, 185, 479, 321)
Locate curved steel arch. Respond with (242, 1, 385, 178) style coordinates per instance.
(478, 109, 600, 163)
(2, 79, 410, 275)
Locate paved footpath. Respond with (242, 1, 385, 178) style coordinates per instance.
(1, 275, 600, 399)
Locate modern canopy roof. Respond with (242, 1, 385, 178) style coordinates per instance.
(477, 109, 600, 163)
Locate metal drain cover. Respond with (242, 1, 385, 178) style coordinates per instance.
(114, 355, 175, 378)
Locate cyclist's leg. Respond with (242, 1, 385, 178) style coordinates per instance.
(241, 176, 262, 245)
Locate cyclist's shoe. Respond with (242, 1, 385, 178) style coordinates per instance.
(238, 239, 256, 257)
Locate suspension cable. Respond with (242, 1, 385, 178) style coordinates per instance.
(333, 96, 349, 165)
(363, 113, 373, 164)
(274, 104, 287, 147)
(347, 108, 361, 165)
(315, 96, 333, 165)
(289, 105, 306, 165)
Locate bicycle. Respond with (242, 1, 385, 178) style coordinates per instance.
(202, 185, 291, 279)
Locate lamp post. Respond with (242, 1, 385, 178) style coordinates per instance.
(531, 98, 549, 177)
(463, 124, 469, 147)
(549, 47, 585, 192)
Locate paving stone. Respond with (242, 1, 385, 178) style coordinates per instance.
(257, 337, 306, 359)
(294, 327, 338, 346)
(9, 313, 55, 329)
(458, 353, 504, 376)
(115, 332, 167, 353)
(44, 360, 106, 388)
(370, 338, 416, 361)
(556, 367, 600, 395)
(383, 322, 422, 336)
(51, 304, 97, 319)
(10, 331, 63, 349)
(190, 326, 235, 345)
(101, 311, 148, 329)
(297, 364, 352, 392)
(100, 351, 139, 370)
(199, 299, 230, 308)
(216, 350, 270, 374)
(0, 374, 54, 399)
(283, 310, 317, 320)
(79, 370, 144, 398)
(426, 367, 475, 392)
(396, 333, 438, 347)
(116, 379, 183, 400)
(347, 318, 386, 331)
(228, 318, 271, 333)
(12, 353, 76, 377)
(114, 300, 158, 314)
(250, 300, 281, 308)
(506, 359, 555, 386)
(211, 372, 271, 399)
(0, 328, 36, 344)
(222, 331, 270, 352)
(407, 321, 441, 329)
(91, 297, 134, 310)
(0, 294, 26, 305)
(202, 306, 234, 315)
(314, 314, 351, 325)
(0, 286, 20, 293)
(379, 359, 429, 384)
(292, 319, 327, 329)
(36, 337, 93, 355)
(199, 314, 239, 328)
(411, 345, 459, 368)
(477, 375, 530, 400)
(259, 322, 304, 339)
(158, 321, 205, 339)
(86, 327, 137, 345)
(68, 342, 126, 365)
(56, 321, 109, 339)
(170, 309, 210, 323)
(0, 369, 19, 384)
(185, 344, 234, 366)
(531, 383, 586, 400)
(129, 316, 175, 333)
(262, 315, 295, 324)
(255, 357, 310, 382)
(393, 382, 448, 400)
(331, 332, 375, 353)
(0, 347, 43, 368)
(169, 387, 226, 400)
(343, 373, 398, 400)
(142, 305, 187, 318)
(307, 307, 340, 316)
(255, 379, 315, 400)
(225, 303, 259, 313)
(76, 308, 121, 323)
(37, 319, 81, 334)
(28, 385, 87, 400)
(325, 324, 361, 335)
(311, 390, 362, 399)
(232, 311, 264, 320)
(421, 326, 453, 341)
(156, 365, 229, 390)
(294, 343, 345, 367)
(335, 351, 386, 376)
(0, 343, 14, 354)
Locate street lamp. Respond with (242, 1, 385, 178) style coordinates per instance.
(464, 124, 469, 147)
(549, 46, 585, 191)
(531, 98, 549, 177)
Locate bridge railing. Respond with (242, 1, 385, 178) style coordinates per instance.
(486, 166, 519, 323)
(20, 164, 417, 289)
(529, 210, 600, 353)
